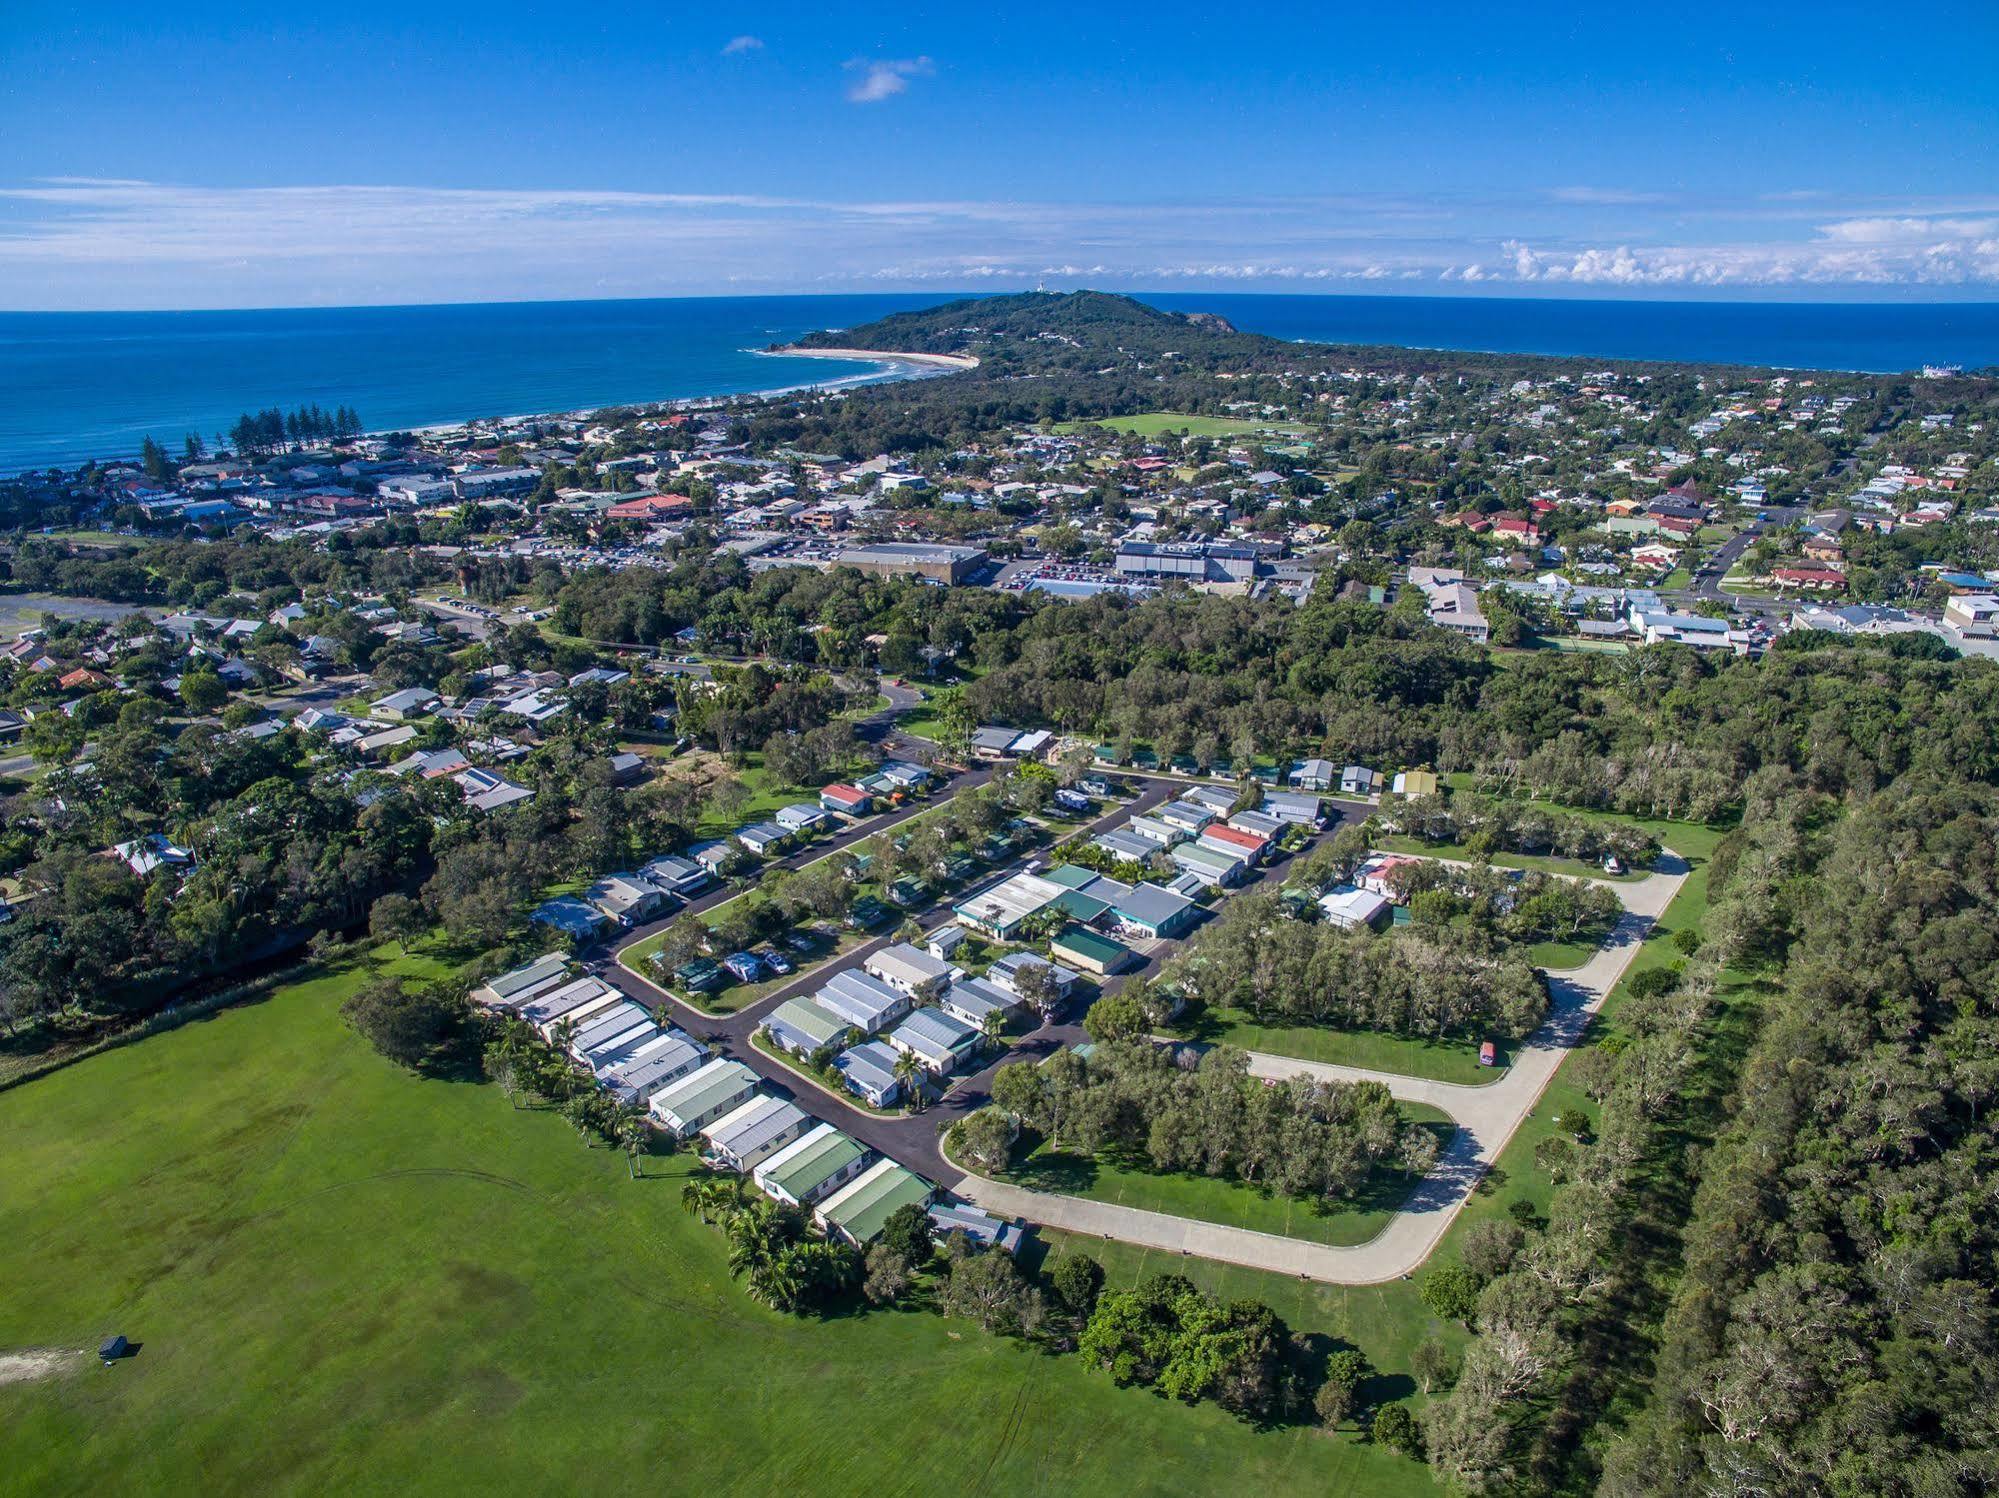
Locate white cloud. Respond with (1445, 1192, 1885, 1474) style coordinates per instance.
(4, 177, 1998, 308)
(1818, 216, 1998, 245)
(844, 56, 932, 103)
(722, 35, 763, 55)
(1547, 186, 1671, 206)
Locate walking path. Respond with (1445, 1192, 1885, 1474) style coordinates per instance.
(952, 855, 1689, 1283)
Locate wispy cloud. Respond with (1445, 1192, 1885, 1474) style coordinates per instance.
(2, 177, 1996, 309)
(1547, 186, 1672, 206)
(721, 35, 762, 56)
(844, 56, 932, 103)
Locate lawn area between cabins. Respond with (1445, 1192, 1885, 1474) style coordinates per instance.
(1375, 834, 1647, 883)
(994, 1107, 1458, 1249)
(620, 922, 874, 1018)
(1172, 1006, 1502, 1085)
(0, 949, 1444, 1497)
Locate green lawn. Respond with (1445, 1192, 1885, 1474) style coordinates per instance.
(628, 927, 872, 1017)
(1032, 1228, 1463, 1459)
(1177, 1006, 1502, 1084)
(1435, 778, 1730, 864)
(1375, 834, 1645, 882)
(0, 951, 1441, 1496)
(999, 1109, 1457, 1249)
(1527, 939, 1596, 970)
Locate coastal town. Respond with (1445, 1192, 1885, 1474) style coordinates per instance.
(5, 291, 1998, 1494)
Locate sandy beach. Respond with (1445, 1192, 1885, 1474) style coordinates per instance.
(765, 346, 981, 371)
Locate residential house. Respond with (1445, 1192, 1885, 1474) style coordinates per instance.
(819, 783, 872, 817)
(648, 1059, 760, 1138)
(735, 822, 789, 857)
(1107, 882, 1202, 941)
(701, 1094, 811, 1173)
(762, 996, 854, 1058)
(1290, 758, 1336, 791)
(753, 1124, 872, 1208)
(775, 803, 831, 835)
(987, 953, 1079, 1010)
(938, 975, 1023, 1031)
(887, 1007, 983, 1076)
(865, 942, 954, 997)
(815, 1159, 935, 1247)
(373, 686, 441, 720)
(1318, 885, 1392, 930)
(813, 970, 912, 1035)
(1340, 764, 1382, 798)
(834, 1039, 905, 1108)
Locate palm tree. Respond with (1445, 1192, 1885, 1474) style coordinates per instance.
(892, 1050, 926, 1112)
(979, 1009, 1007, 1054)
(616, 1106, 650, 1179)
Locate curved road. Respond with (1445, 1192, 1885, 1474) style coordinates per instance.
(953, 857, 1687, 1281)
(595, 739, 1687, 1285)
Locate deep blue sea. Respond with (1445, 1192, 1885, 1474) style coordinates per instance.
(4, 291, 1996, 475)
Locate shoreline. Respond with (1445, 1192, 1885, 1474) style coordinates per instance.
(764, 346, 982, 371)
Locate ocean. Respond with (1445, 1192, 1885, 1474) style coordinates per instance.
(3, 291, 1995, 475)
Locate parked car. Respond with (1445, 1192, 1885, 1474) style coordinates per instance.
(756, 946, 794, 975)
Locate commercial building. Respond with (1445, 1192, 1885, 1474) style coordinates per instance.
(1049, 924, 1134, 976)
(952, 871, 1069, 940)
(1114, 541, 1259, 584)
(833, 542, 988, 585)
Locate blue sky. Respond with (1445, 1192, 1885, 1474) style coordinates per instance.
(3, 1, 1996, 308)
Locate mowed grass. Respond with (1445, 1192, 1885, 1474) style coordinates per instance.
(1179, 1006, 1502, 1085)
(1001, 1106, 1457, 1248)
(1031, 1228, 1467, 1447)
(0, 954, 1439, 1497)
(1375, 834, 1646, 882)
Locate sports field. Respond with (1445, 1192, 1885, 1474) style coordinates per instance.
(0, 952, 1444, 1496)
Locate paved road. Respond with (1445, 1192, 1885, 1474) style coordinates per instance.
(1687, 503, 1800, 604)
(593, 775, 1363, 1183)
(953, 855, 1689, 1282)
(592, 777, 1180, 1178)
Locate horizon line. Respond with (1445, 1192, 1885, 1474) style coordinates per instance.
(6, 285, 1999, 318)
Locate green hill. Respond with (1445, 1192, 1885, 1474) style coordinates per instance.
(787, 289, 1287, 368)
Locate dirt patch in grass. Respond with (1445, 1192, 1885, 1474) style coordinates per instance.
(0, 1349, 83, 1385)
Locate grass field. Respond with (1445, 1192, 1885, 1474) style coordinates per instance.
(619, 920, 870, 1017)
(0, 951, 1441, 1496)
(1375, 834, 1644, 882)
(1176, 1006, 1501, 1085)
(1053, 411, 1311, 440)
(999, 1107, 1457, 1249)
